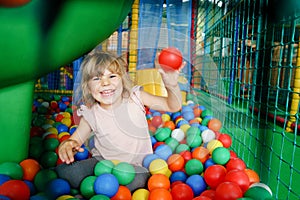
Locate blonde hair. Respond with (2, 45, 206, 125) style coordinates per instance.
(78, 50, 133, 107)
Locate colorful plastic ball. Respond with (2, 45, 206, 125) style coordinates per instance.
(155, 144, 173, 161)
(246, 182, 272, 198)
(94, 160, 115, 176)
(132, 188, 150, 200)
(167, 154, 185, 172)
(185, 174, 207, 196)
(80, 176, 97, 199)
(186, 133, 202, 148)
(0, 180, 30, 200)
(158, 47, 183, 71)
(155, 127, 172, 142)
(20, 158, 41, 181)
(226, 158, 246, 171)
(207, 118, 222, 132)
(183, 111, 195, 121)
(206, 139, 223, 154)
(199, 189, 216, 199)
(56, 123, 69, 133)
(179, 150, 192, 163)
(148, 188, 172, 200)
(203, 165, 227, 189)
(164, 137, 180, 152)
(171, 128, 185, 142)
(191, 146, 210, 163)
(149, 159, 169, 175)
(215, 181, 243, 200)
(224, 169, 250, 193)
(179, 123, 191, 133)
(184, 159, 203, 176)
(192, 196, 212, 200)
(171, 183, 194, 200)
(143, 154, 160, 169)
(201, 129, 216, 144)
(40, 151, 58, 168)
(56, 195, 75, 200)
(45, 178, 71, 199)
(111, 185, 132, 200)
(212, 147, 230, 165)
(94, 173, 119, 198)
(153, 141, 165, 151)
(112, 162, 135, 185)
(74, 147, 89, 161)
(89, 194, 110, 200)
(148, 174, 170, 191)
(204, 158, 215, 169)
(43, 137, 60, 151)
(170, 171, 188, 183)
(244, 169, 260, 184)
(175, 144, 190, 154)
(218, 133, 232, 148)
(0, 162, 23, 180)
(34, 169, 57, 192)
(151, 116, 163, 128)
(163, 121, 176, 130)
(0, 175, 10, 186)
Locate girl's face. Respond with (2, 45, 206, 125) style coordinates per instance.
(88, 69, 123, 109)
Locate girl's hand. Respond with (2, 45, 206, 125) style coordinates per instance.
(58, 139, 84, 164)
(158, 61, 186, 88)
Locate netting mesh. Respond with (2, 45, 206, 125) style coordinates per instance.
(194, 0, 300, 199)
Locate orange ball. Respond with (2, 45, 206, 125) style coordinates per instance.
(148, 188, 172, 200)
(208, 118, 222, 132)
(19, 159, 41, 181)
(192, 146, 210, 163)
(148, 174, 170, 191)
(193, 107, 202, 117)
(167, 154, 185, 172)
(244, 168, 260, 184)
(111, 186, 132, 200)
(163, 121, 176, 130)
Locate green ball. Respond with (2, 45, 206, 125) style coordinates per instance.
(29, 143, 44, 160)
(80, 176, 97, 199)
(155, 127, 171, 142)
(94, 160, 115, 176)
(244, 184, 273, 200)
(34, 169, 57, 192)
(40, 151, 58, 168)
(175, 144, 190, 154)
(186, 133, 202, 148)
(200, 117, 211, 126)
(0, 162, 23, 179)
(212, 147, 230, 165)
(43, 138, 59, 151)
(201, 109, 213, 118)
(184, 159, 203, 176)
(90, 195, 110, 200)
(112, 162, 135, 185)
(186, 126, 200, 135)
(165, 137, 179, 152)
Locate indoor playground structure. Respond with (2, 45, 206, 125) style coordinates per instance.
(0, 0, 299, 199)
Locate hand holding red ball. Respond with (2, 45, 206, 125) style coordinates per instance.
(158, 47, 183, 71)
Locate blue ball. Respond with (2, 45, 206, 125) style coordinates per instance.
(182, 111, 195, 121)
(94, 174, 119, 198)
(198, 105, 206, 110)
(152, 111, 162, 116)
(204, 158, 215, 169)
(0, 174, 10, 186)
(150, 136, 157, 145)
(24, 180, 36, 196)
(181, 105, 193, 113)
(154, 144, 173, 160)
(170, 171, 187, 183)
(58, 102, 67, 111)
(74, 147, 89, 161)
(56, 123, 69, 133)
(171, 112, 181, 120)
(142, 154, 159, 168)
(45, 178, 71, 199)
(199, 125, 208, 132)
(176, 119, 189, 128)
(0, 195, 10, 200)
(185, 174, 207, 196)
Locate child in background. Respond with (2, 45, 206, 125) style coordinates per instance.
(56, 49, 183, 190)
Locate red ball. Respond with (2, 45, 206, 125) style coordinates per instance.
(203, 165, 227, 189)
(215, 182, 243, 200)
(179, 150, 192, 163)
(224, 169, 250, 193)
(171, 183, 194, 200)
(218, 134, 232, 148)
(200, 189, 216, 199)
(192, 196, 212, 200)
(151, 116, 163, 128)
(167, 154, 185, 172)
(158, 47, 183, 71)
(0, 180, 30, 199)
(0, 0, 30, 7)
(226, 158, 246, 171)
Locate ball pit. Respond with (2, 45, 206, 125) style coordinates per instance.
(0, 95, 274, 199)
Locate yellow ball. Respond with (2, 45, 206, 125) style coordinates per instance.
(62, 112, 71, 119)
(46, 127, 58, 134)
(58, 132, 70, 139)
(207, 139, 223, 154)
(56, 195, 74, 200)
(111, 160, 120, 165)
(149, 159, 169, 175)
(46, 119, 55, 125)
(132, 189, 150, 200)
(61, 118, 72, 127)
(161, 114, 171, 122)
(179, 124, 191, 133)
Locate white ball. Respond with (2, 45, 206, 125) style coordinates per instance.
(201, 129, 216, 143)
(171, 128, 185, 142)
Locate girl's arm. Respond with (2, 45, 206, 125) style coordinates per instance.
(58, 117, 92, 164)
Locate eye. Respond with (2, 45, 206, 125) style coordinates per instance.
(109, 74, 118, 79)
(92, 76, 100, 81)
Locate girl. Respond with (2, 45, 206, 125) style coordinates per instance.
(56, 49, 183, 190)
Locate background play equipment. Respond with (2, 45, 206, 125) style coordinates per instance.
(0, 0, 134, 163)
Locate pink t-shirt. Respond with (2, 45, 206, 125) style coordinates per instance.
(77, 86, 153, 166)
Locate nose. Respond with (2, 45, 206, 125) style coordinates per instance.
(100, 76, 110, 86)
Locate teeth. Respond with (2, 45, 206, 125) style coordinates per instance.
(101, 89, 114, 96)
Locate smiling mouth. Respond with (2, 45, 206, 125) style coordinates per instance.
(100, 89, 115, 97)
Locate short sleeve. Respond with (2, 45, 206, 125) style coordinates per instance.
(131, 86, 145, 113)
(77, 105, 97, 131)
